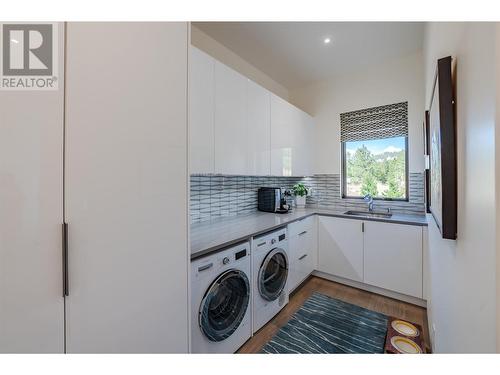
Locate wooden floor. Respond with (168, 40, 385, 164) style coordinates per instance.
(238, 276, 430, 353)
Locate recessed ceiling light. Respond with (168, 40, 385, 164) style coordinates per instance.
(323, 37, 331, 44)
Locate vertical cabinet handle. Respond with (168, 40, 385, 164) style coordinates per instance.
(62, 223, 69, 297)
(361, 222, 365, 233)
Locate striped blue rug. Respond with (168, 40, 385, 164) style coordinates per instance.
(261, 292, 388, 354)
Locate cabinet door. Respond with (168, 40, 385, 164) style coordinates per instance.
(270, 94, 296, 176)
(0, 23, 65, 353)
(318, 216, 364, 282)
(364, 221, 423, 298)
(189, 47, 214, 173)
(65, 22, 189, 353)
(247, 80, 271, 175)
(298, 111, 314, 177)
(288, 236, 300, 292)
(214, 61, 248, 174)
(271, 95, 313, 177)
(288, 230, 314, 292)
(290, 108, 312, 177)
(298, 229, 315, 276)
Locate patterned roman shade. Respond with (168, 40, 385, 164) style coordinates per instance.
(340, 102, 408, 142)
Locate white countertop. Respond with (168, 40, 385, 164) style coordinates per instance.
(190, 207, 427, 260)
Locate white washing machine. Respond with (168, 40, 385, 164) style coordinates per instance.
(252, 227, 289, 333)
(191, 242, 252, 353)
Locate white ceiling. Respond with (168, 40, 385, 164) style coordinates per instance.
(193, 22, 425, 90)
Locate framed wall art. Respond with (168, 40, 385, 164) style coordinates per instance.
(427, 56, 457, 240)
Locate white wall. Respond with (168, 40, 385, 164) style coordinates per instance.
(191, 25, 289, 100)
(424, 23, 497, 353)
(290, 51, 425, 174)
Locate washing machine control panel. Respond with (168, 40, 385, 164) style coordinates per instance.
(219, 246, 249, 266)
(193, 242, 250, 277)
(235, 249, 247, 260)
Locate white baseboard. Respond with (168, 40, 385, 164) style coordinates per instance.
(312, 271, 427, 308)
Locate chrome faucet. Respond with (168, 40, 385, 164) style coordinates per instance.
(363, 194, 374, 212)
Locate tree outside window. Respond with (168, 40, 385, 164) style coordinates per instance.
(343, 136, 407, 200)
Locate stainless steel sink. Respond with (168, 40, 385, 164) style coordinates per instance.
(344, 210, 393, 219)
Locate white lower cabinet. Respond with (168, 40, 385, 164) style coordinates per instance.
(288, 217, 316, 292)
(363, 221, 423, 298)
(318, 216, 364, 282)
(317, 216, 424, 299)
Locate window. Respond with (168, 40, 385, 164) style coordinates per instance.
(341, 102, 409, 200)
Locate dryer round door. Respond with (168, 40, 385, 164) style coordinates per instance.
(258, 248, 288, 301)
(199, 269, 250, 342)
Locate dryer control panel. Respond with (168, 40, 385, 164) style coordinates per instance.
(252, 227, 287, 254)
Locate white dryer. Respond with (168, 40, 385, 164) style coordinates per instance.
(252, 227, 289, 333)
(191, 242, 252, 353)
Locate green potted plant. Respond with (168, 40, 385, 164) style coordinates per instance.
(292, 183, 309, 208)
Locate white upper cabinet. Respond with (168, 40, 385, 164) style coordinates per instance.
(270, 94, 296, 176)
(189, 46, 314, 176)
(270, 94, 313, 176)
(189, 47, 215, 174)
(363, 221, 423, 298)
(296, 110, 314, 176)
(247, 79, 271, 175)
(214, 61, 248, 175)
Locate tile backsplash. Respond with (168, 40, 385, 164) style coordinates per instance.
(303, 172, 425, 215)
(190, 175, 303, 223)
(190, 173, 425, 224)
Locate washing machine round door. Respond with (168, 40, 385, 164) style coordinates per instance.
(199, 269, 250, 342)
(258, 248, 288, 301)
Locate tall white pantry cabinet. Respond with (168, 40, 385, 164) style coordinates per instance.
(0, 23, 65, 354)
(0, 22, 190, 353)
